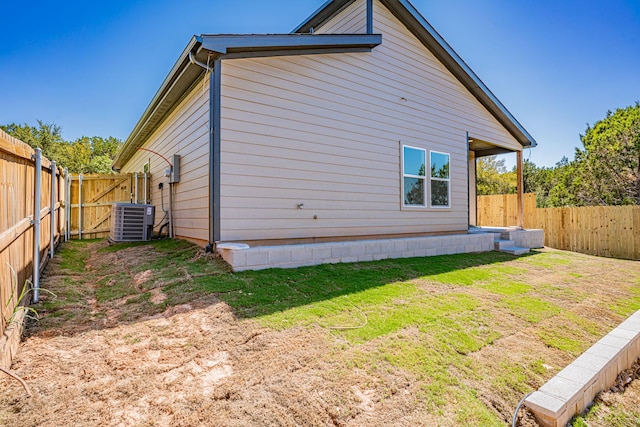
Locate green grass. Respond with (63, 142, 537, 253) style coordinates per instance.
(610, 283, 640, 317)
(94, 273, 137, 303)
(56, 239, 97, 272)
(499, 295, 561, 323)
(537, 311, 603, 355)
(478, 279, 531, 295)
(35, 239, 640, 426)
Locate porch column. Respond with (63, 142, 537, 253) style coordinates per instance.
(516, 150, 524, 228)
(468, 150, 476, 226)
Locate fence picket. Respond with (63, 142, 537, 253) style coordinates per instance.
(0, 129, 64, 368)
(67, 173, 151, 239)
(477, 194, 640, 260)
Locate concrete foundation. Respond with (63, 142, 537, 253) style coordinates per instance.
(217, 233, 496, 272)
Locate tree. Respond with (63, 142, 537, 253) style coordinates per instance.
(1, 121, 65, 163)
(574, 103, 640, 205)
(1, 121, 122, 174)
(546, 157, 581, 207)
(67, 136, 122, 174)
(476, 155, 516, 195)
(523, 157, 582, 208)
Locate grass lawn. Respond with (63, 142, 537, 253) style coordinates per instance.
(2, 238, 639, 426)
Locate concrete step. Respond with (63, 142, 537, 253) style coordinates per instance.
(500, 232, 514, 240)
(494, 239, 516, 250)
(498, 246, 530, 255)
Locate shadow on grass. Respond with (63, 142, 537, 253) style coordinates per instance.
(196, 249, 539, 319)
(30, 238, 539, 336)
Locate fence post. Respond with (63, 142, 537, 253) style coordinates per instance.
(65, 171, 70, 241)
(78, 174, 83, 240)
(64, 169, 69, 241)
(32, 148, 42, 303)
(50, 161, 56, 259)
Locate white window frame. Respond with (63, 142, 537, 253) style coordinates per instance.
(429, 150, 451, 208)
(402, 144, 427, 208)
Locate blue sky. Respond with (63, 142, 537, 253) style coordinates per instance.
(1, 0, 639, 168)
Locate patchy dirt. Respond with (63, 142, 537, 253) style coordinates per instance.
(1, 299, 422, 426)
(0, 241, 424, 426)
(0, 241, 639, 426)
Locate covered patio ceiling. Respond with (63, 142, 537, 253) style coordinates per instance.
(468, 137, 521, 158)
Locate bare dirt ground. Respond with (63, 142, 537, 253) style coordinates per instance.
(0, 240, 639, 426)
(0, 242, 426, 426)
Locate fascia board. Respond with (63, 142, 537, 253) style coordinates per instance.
(199, 33, 382, 54)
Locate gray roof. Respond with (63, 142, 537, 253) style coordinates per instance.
(113, 0, 535, 170)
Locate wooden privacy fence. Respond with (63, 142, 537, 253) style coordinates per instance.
(477, 194, 640, 260)
(0, 129, 65, 369)
(476, 193, 537, 228)
(531, 206, 639, 260)
(66, 172, 151, 239)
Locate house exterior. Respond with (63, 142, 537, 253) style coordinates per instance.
(112, 0, 536, 257)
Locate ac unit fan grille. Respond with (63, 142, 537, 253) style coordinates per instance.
(110, 203, 155, 242)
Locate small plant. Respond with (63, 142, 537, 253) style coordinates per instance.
(1, 263, 47, 398)
(4, 264, 55, 329)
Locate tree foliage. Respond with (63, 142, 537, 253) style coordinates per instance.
(1, 121, 122, 174)
(574, 103, 640, 205)
(476, 156, 516, 195)
(523, 157, 580, 207)
(492, 103, 640, 208)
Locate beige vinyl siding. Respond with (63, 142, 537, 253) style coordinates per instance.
(314, 0, 366, 34)
(121, 79, 210, 243)
(218, 0, 521, 241)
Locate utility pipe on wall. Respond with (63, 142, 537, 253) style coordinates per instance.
(168, 183, 174, 238)
(143, 172, 148, 203)
(134, 172, 139, 203)
(50, 161, 56, 259)
(32, 148, 42, 303)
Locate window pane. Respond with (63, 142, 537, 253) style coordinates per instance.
(404, 147, 425, 176)
(404, 177, 424, 205)
(431, 152, 449, 179)
(431, 180, 449, 206)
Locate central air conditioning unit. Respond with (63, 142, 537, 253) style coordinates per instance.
(109, 203, 155, 242)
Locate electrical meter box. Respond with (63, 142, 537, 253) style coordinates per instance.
(170, 154, 180, 183)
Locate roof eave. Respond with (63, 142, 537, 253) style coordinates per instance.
(200, 33, 382, 54)
(113, 32, 382, 170)
(292, 0, 354, 33)
(113, 37, 205, 170)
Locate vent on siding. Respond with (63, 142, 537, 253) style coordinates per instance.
(109, 203, 155, 242)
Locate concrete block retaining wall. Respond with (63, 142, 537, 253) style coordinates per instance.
(217, 233, 495, 272)
(503, 229, 544, 249)
(525, 310, 640, 427)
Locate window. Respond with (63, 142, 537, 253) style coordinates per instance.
(403, 145, 426, 206)
(430, 151, 450, 207)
